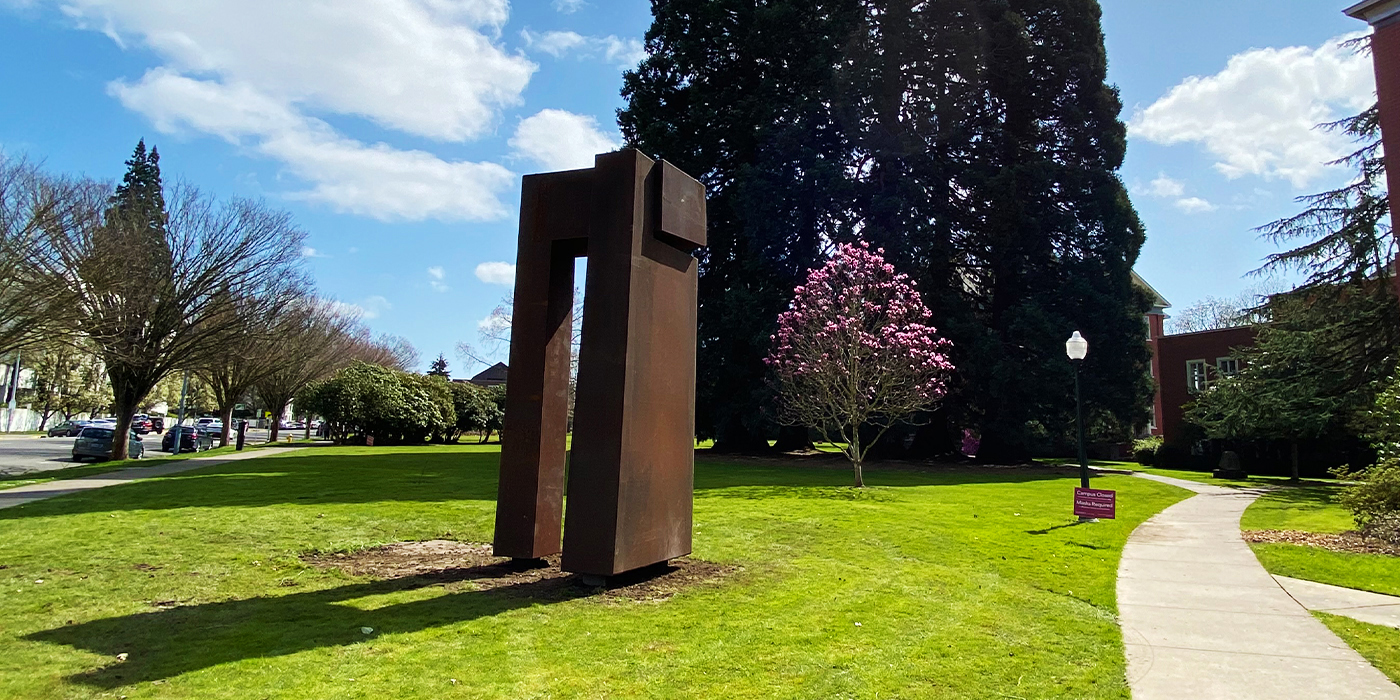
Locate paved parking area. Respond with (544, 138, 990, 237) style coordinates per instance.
(0, 426, 282, 476)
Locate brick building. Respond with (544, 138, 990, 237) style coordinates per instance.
(1346, 0, 1400, 216)
(1137, 274, 1258, 448)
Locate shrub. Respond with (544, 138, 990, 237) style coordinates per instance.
(296, 362, 455, 445)
(447, 381, 503, 443)
(1132, 436, 1163, 465)
(1336, 459, 1400, 543)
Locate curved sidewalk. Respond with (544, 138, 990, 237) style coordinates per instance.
(1119, 472, 1400, 699)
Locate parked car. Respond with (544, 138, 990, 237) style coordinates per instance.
(46, 420, 90, 437)
(149, 415, 165, 432)
(131, 415, 153, 434)
(161, 425, 214, 453)
(72, 426, 144, 461)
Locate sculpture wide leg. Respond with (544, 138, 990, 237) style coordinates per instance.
(492, 149, 706, 577)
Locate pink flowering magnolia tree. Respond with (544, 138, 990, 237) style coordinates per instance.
(766, 242, 954, 487)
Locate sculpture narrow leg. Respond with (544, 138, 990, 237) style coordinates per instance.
(492, 175, 584, 560)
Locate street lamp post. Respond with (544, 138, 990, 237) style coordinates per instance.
(1066, 331, 1089, 490)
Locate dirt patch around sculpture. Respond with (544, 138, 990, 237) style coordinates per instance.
(1244, 529, 1400, 557)
(303, 540, 738, 603)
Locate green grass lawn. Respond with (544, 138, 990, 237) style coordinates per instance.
(0, 445, 1189, 699)
(1236, 482, 1400, 597)
(1315, 613, 1400, 685)
(1140, 467, 1343, 490)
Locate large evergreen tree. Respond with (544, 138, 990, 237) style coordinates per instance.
(620, 0, 861, 450)
(952, 0, 1151, 459)
(622, 0, 1152, 458)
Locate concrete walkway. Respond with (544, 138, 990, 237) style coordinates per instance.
(0, 448, 303, 510)
(1119, 472, 1400, 699)
(1276, 574, 1400, 629)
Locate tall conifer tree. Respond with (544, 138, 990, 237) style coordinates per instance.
(621, 0, 861, 450)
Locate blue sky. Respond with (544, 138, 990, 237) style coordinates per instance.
(0, 0, 1379, 372)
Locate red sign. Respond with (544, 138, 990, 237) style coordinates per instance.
(1074, 488, 1116, 519)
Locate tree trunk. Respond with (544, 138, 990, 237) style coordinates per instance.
(219, 405, 235, 447)
(1290, 440, 1300, 482)
(109, 389, 142, 461)
(848, 427, 865, 488)
(266, 399, 288, 443)
(772, 426, 814, 452)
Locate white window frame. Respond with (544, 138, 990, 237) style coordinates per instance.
(1186, 359, 1209, 393)
(1216, 357, 1239, 378)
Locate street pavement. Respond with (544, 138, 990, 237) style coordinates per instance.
(0, 436, 83, 476)
(0, 426, 279, 476)
(1119, 472, 1400, 700)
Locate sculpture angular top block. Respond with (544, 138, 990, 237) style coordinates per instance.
(492, 149, 707, 578)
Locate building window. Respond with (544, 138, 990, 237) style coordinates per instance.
(1217, 357, 1239, 378)
(1187, 360, 1209, 393)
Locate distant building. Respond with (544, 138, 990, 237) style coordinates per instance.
(1137, 273, 1255, 448)
(461, 362, 508, 388)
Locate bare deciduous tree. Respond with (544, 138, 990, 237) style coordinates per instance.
(33, 180, 310, 458)
(254, 298, 363, 442)
(1167, 282, 1285, 334)
(0, 157, 91, 354)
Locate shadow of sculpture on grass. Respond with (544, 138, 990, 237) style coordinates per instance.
(26, 564, 598, 689)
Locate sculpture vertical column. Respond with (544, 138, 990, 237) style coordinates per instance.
(492, 171, 590, 560)
(563, 150, 706, 576)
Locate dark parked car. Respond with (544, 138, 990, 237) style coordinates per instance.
(149, 415, 165, 432)
(46, 420, 90, 437)
(131, 415, 153, 434)
(161, 425, 213, 453)
(72, 427, 144, 461)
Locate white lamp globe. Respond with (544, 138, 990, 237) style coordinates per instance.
(1065, 331, 1088, 360)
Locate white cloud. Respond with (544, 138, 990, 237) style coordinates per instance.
(330, 295, 392, 320)
(551, 0, 585, 13)
(427, 266, 449, 292)
(110, 70, 515, 221)
(510, 109, 620, 171)
(62, 0, 531, 141)
(301, 246, 329, 258)
(1129, 33, 1375, 188)
(474, 261, 516, 286)
(599, 36, 646, 68)
(520, 29, 586, 56)
(52, 0, 532, 222)
(520, 29, 645, 69)
(1148, 175, 1185, 198)
(1174, 197, 1218, 214)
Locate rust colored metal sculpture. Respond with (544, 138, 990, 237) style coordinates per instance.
(492, 149, 706, 578)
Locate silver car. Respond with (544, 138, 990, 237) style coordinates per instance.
(72, 426, 145, 461)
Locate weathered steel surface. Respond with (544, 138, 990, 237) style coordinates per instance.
(492, 149, 706, 577)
